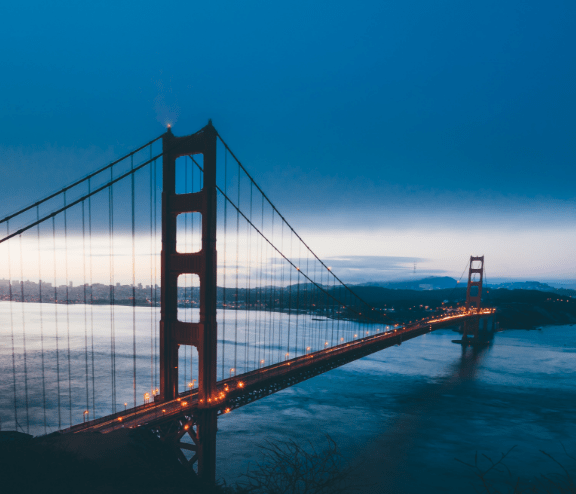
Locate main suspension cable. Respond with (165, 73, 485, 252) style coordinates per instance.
(0, 135, 163, 226)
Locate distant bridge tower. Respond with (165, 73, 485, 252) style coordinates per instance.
(465, 256, 483, 312)
(160, 121, 218, 482)
(462, 256, 484, 343)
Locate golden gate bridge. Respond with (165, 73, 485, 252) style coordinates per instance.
(0, 121, 494, 483)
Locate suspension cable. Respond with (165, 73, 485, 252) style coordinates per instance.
(0, 135, 163, 226)
(188, 154, 382, 324)
(216, 133, 375, 313)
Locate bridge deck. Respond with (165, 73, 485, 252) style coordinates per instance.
(62, 310, 493, 435)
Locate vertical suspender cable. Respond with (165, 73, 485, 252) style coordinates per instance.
(88, 179, 95, 419)
(270, 211, 275, 363)
(331, 273, 336, 345)
(183, 158, 188, 388)
(254, 191, 260, 368)
(150, 148, 154, 394)
(63, 192, 72, 427)
(234, 164, 240, 374)
(312, 257, 318, 350)
(258, 195, 264, 367)
(336, 274, 341, 344)
(37, 208, 47, 434)
(279, 222, 285, 360)
(221, 150, 228, 381)
(131, 155, 137, 407)
(52, 217, 61, 429)
(287, 229, 292, 358)
(19, 235, 30, 433)
(153, 158, 158, 391)
(190, 159, 195, 386)
(245, 182, 253, 371)
(7, 222, 18, 431)
(305, 254, 309, 352)
(109, 168, 116, 413)
(262, 209, 273, 365)
(82, 201, 89, 420)
(295, 242, 301, 357)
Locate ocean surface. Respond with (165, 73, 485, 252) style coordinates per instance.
(1, 302, 575, 492)
(214, 324, 576, 493)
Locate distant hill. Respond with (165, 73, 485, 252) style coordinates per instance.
(358, 276, 458, 291)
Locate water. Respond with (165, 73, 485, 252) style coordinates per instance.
(1, 302, 574, 492)
(214, 325, 576, 492)
(0, 302, 377, 433)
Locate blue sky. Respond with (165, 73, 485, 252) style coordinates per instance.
(1, 0, 575, 283)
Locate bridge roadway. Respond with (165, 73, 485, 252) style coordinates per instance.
(63, 309, 494, 435)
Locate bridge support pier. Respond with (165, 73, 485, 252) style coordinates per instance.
(196, 409, 218, 483)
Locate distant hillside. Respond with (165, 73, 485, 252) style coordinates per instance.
(488, 280, 576, 298)
(345, 285, 576, 329)
(358, 276, 458, 291)
(356, 276, 576, 299)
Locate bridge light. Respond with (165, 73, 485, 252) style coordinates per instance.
(184, 425, 189, 430)
(238, 381, 244, 388)
(182, 401, 188, 406)
(225, 408, 231, 413)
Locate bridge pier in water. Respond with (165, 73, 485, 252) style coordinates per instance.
(159, 122, 218, 483)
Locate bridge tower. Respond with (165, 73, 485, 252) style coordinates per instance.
(462, 255, 484, 343)
(160, 121, 218, 482)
